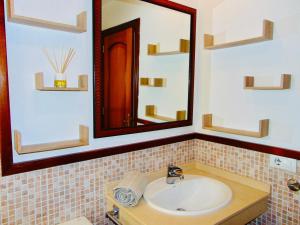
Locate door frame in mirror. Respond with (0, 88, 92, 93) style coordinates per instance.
(101, 18, 141, 130)
(93, 0, 197, 138)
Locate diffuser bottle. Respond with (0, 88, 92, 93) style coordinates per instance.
(43, 48, 76, 89)
(54, 73, 67, 88)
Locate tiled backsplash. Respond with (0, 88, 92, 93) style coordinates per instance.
(194, 139, 300, 225)
(1, 139, 299, 225)
(0, 141, 193, 225)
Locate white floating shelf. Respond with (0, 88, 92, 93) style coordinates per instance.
(148, 39, 190, 56)
(14, 125, 89, 154)
(7, 0, 87, 33)
(244, 74, 291, 90)
(204, 20, 273, 50)
(146, 105, 186, 122)
(35, 73, 88, 91)
(140, 78, 166, 87)
(202, 114, 269, 138)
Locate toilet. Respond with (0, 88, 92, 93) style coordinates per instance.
(58, 217, 93, 225)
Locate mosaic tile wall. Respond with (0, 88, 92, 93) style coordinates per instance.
(0, 141, 194, 225)
(1, 138, 300, 225)
(194, 139, 300, 225)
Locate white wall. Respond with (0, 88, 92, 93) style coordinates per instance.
(102, 0, 190, 121)
(10, 0, 273, 163)
(6, 0, 222, 163)
(198, 0, 300, 150)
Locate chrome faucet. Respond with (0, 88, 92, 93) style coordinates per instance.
(166, 164, 184, 184)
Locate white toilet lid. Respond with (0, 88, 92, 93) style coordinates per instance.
(58, 217, 93, 225)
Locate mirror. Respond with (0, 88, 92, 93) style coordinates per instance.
(94, 0, 196, 137)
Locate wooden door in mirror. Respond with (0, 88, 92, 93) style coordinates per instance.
(94, 0, 197, 137)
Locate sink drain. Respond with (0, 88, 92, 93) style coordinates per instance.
(176, 208, 186, 211)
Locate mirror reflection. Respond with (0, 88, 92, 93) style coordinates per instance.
(102, 0, 191, 130)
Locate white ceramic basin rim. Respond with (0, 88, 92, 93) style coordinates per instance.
(143, 175, 232, 216)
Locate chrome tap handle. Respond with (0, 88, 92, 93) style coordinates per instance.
(166, 164, 184, 184)
(167, 164, 183, 177)
(168, 164, 180, 175)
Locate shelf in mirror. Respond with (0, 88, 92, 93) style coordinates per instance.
(14, 125, 89, 154)
(7, 0, 87, 33)
(145, 105, 186, 122)
(140, 78, 166, 87)
(204, 20, 273, 50)
(244, 74, 291, 90)
(35, 73, 88, 91)
(148, 39, 190, 56)
(202, 114, 269, 138)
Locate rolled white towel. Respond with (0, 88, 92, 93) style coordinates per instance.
(113, 171, 149, 207)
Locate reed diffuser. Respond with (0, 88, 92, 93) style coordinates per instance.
(43, 48, 76, 88)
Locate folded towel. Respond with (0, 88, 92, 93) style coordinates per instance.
(113, 171, 149, 207)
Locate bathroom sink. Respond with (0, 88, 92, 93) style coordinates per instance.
(143, 175, 232, 216)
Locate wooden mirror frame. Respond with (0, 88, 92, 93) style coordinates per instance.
(0, 0, 196, 176)
(93, 0, 197, 138)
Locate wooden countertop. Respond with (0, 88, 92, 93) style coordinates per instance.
(106, 163, 270, 225)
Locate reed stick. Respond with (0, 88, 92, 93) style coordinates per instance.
(43, 48, 76, 74)
(43, 49, 58, 73)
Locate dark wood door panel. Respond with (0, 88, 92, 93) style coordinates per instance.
(103, 27, 134, 129)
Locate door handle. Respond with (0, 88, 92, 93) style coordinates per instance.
(123, 114, 132, 127)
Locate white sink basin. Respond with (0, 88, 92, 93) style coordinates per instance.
(143, 175, 232, 216)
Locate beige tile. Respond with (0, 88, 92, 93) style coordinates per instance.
(0, 140, 299, 224)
